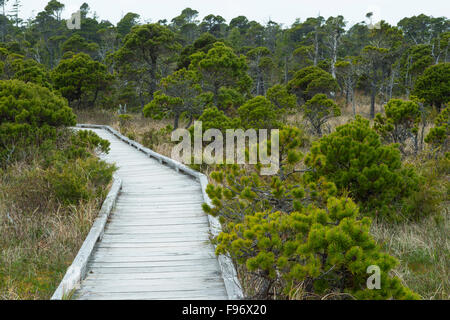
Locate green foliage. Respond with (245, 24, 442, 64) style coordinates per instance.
(13, 59, 52, 89)
(305, 117, 420, 221)
(118, 114, 133, 128)
(196, 106, 238, 132)
(115, 23, 181, 105)
(2, 127, 115, 211)
(360, 45, 391, 118)
(293, 45, 315, 69)
(0, 79, 76, 163)
(2, 5, 449, 301)
(66, 129, 111, 159)
(287, 66, 339, 103)
(143, 68, 207, 129)
(141, 125, 173, 150)
(46, 156, 115, 206)
(52, 53, 112, 109)
(190, 42, 253, 102)
(215, 199, 418, 300)
(399, 44, 433, 93)
(413, 63, 450, 110)
(0, 47, 21, 79)
(425, 106, 449, 153)
(237, 96, 280, 130)
(43, 129, 115, 206)
(203, 126, 320, 221)
(117, 12, 141, 38)
(266, 84, 297, 111)
(216, 87, 245, 115)
(61, 34, 99, 58)
(0, 48, 51, 88)
(402, 156, 450, 220)
(178, 32, 218, 69)
(204, 127, 418, 300)
(302, 93, 341, 135)
(246, 46, 274, 96)
(374, 99, 421, 155)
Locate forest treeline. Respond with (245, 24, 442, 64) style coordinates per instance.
(0, 1, 449, 300)
(0, 1, 448, 116)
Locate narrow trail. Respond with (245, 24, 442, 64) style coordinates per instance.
(73, 127, 229, 300)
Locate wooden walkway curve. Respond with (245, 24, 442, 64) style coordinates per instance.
(53, 125, 242, 300)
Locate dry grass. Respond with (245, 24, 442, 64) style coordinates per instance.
(0, 129, 114, 300)
(371, 210, 449, 300)
(76, 110, 177, 158)
(0, 161, 108, 299)
(74, 105, 448, 300)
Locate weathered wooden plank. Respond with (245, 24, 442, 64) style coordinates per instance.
(85, 263, 221, 274)
(76, 290, 227, 300)
(88, 258, 219, 268)
(78, 279, 227, 291)
(108, 213, 207, 220)
(104, 225, 210, 235)
(77, 283, 227, 295)
(93, 246, 215, 256)
(100, 235, 212, 243)
(83, 270, 222, 281)
(65, 125, 240, 300)
(96, 240, 212, 249)
(90, 253, 217, 263)
(106, 220, 209, 228)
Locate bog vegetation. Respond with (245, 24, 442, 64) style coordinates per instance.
(0, 1, 448, 299)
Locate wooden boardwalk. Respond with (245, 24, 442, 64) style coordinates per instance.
(73, 128, 230, 300)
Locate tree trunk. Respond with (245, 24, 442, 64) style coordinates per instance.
(173, 113, 180, 130)
(351, 87, 356, 117)
(91, 88, 99, 107)
(331, 34, 337, 79)
(185, 115, 193, 129)
(284, 56, 288, 84)
(139, 90, 145, 110)
(314, 26, 319, 66)
(345, 87, 349, 106)
(258, 72, 265, 96)
(370, 86, 376, 119)
(388, 68, 395, 101)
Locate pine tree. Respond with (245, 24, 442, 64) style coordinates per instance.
(425, 106, 449, 154)
(203, 127, 419, 300)
(374, 99, 421, 155)
(8, 0, 21, 27)
(305, 117, 420, 220)
(302, 93, 341, 136)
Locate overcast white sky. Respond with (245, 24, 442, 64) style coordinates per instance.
(7, 0, 450, 28)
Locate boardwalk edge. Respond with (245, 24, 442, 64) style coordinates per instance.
(51, 174, 122, 300)
(67, 124, 244, 300)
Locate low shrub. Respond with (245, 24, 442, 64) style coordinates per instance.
(142, 125, 173, 150)
(304, 117, 420, 221)
(214, 198, 419, 300)
(425, 106, 449, 155)
(374, 99, 421, 155)
(301, 93, 341, 136)
(0, 79, 76, 166)
(203, 127, 418, 299)
(46, 157, 115, 206)
(237, 96, 281, 130)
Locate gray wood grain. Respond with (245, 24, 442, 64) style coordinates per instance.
(56, 125, 243, 300)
